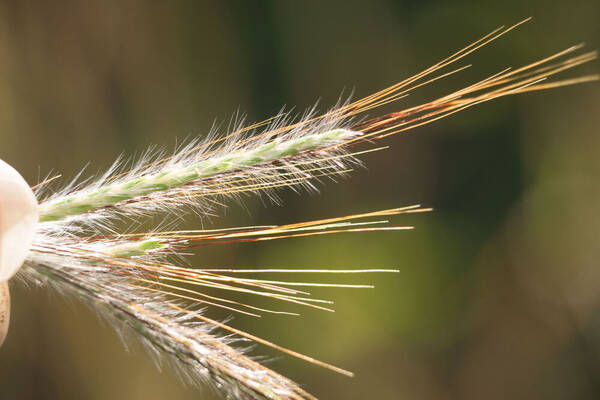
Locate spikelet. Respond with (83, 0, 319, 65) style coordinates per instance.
(19, 19, 597, 400)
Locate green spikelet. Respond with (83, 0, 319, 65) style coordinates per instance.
(38, 128, 357, 222)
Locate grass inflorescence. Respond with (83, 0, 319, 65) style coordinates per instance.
(19, 19, 597, 400)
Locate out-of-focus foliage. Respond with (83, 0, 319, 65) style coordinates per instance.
(0, 1, 598, 399)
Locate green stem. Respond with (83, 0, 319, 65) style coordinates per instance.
(38, 128, 356, 222)
(104, 238, 167, 258)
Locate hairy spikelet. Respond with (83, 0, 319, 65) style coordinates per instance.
(37, 120, 360, 224)
(22, 259, 316, 400)
(16, 20, 597, 400)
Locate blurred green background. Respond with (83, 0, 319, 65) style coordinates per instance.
(0, 1, 599, 399)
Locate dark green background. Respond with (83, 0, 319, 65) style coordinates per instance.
(0, 1, 599, 399)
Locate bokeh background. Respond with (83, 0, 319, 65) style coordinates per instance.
(0, 1, 599, 399)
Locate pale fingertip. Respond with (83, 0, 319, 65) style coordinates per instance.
(0, 159, 38, 282)
(0, 281, 9, 346)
